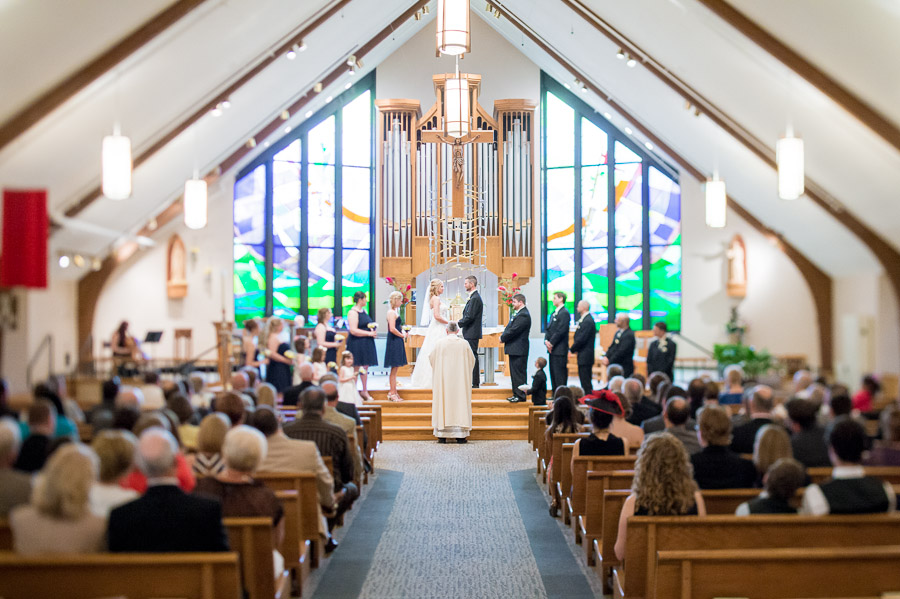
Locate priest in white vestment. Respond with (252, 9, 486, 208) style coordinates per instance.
(430, 322, 475, 443)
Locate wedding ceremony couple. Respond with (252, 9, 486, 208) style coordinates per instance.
(411, 276, 483, 443)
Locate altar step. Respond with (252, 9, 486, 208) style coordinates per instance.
(364, 389, 531, 441)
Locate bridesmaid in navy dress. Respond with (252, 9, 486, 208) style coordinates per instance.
(314, 307, 342, 365)
(263, 318, 292, 395)
(383, 291, 408, 402)
(346, 291, 378, 401)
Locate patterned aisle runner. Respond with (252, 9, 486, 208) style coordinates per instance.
(310, 441, 600, 599)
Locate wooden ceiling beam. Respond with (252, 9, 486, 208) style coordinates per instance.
(64, 0, 354, 219)
(490, 0, 833, 369)
(693, 0, 900, 154)
(0, 0, 208, 153)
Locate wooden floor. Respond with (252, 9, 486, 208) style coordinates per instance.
(366, 388, 531, 440)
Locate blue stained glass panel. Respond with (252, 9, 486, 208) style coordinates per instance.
(614, 162, 643, 248)
(649, 166, 681, 247)
(581, 165, 608, 248)
(234, 165, 265, 244)
(546, 167, 575, 249)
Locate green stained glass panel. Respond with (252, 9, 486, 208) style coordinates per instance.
(341, 249, 370, 313)
(615, 247, 643, 328)
(233, 243, 265, 327)
(582, 248, 609, 323)
(308, 248, 334, 320)
(273, 246, 300, 319)
(650, 244, 682, 331)
(546, 249, 575, 317)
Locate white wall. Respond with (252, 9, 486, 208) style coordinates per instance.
(680, 175, 821, 366)
(92, 175, 234, 361)
(375, 14, 543, 335)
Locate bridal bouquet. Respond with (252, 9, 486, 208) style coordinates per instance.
(498, 272, 521, 307)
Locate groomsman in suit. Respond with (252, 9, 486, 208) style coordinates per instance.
(456, 276, 484, 388)
(568, 300, 597, 393)
(602, 313, 636, 377)
(646, 321, 676, 381)
(501, 294, 531, 403)
(544, 291, 571, 392)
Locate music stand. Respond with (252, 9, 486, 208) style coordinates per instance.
(143, 331, 163, 363)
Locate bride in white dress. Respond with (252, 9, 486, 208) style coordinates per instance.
(410, 278, 451, 389)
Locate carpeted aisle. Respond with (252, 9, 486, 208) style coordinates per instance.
(308, 441, 601, 599)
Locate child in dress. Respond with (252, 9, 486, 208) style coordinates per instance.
(338, 351, 363, 407)
(292, 337, 310, 385)
(311, 347, 327, 385)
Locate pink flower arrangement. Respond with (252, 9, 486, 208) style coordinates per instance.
(384, 278, 412, 305)
(498, 273, 521, 307)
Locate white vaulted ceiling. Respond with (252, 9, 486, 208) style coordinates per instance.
(0, 0, 897, 281)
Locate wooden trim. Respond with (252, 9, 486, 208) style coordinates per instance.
(490, 0, 834, 369)
(64, 0, 353, 219)
(693, 0, 900, 153)
(0, 0, 207, 152)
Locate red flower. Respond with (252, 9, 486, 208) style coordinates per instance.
(385, 277, 393, 285)
(498, 285, 507, 292)
(512, 272, 518, 278)
(406, 284, 411, 290)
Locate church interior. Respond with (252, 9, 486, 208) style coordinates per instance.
(2, 0, 900, 597)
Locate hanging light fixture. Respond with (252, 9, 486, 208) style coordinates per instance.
(444, 74, 470, 138)
(705, 177, 727, 228)
(776, 130, 804, 200)
(184, 176, 207, 230)
(436, 0, 471, 56)
(102, 125, 132, 200)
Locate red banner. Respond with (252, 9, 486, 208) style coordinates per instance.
(1, 189, 48, 288)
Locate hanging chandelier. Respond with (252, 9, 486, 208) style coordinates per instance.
(705, 178, 727, 228)
(776, 132, 804, 200)
(436, 0, 470, 56)
(184, 177, 208, 229)
(444, 74, 470, 138)
(102, 125, 132, 200)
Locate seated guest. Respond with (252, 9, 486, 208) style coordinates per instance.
(320, 381, 362, 481)
(189, 373, 214, 410)
(607, 375, 625, 394)
(642, 385, 689, 434)
(691, 405, 756, 489)
(625, 378, 661, 426)
(568, 386, 585, 404)
(167, 393, 199, 451)
(852, 374, 880, 413)
(606, 364, 624, 381)
(32, 383, 78, 440)
(108, 428, 229, 552)
(572, 392, 626, 459)
(89, 430, 139, 517)
(15, 400, 55, 473)
(686, 377, 707, 419)
(718, 364, 744, 405)
(114, 386, 144, 411)
(801, 417, 897, 515)
(112, 405, 141, 432)
(231, 371, 251, 394)
(256, 383, 277, 408)
(731, 385, 777, 455)
(662, 397, 701, 455)
(545, 387, 585, 426)
(194, 426, 285, 572)
(88, 377, 120, 433)
(0, 419, 32, 516)
(10, 444, 105, 554)
(191, 413, 230, 477)
(736, 458, 806, 515)
(139, 372, 166, 411)
(283, 387, 359, 522)
(646, 372, 670, 405)
(0, 378, 11, 419)
(252, 406, 337, 551)
(119, 414, 195, 493)
(320, 373, 361, 425)
(866, 405, 900, 466)
(610, 392, 644, 450)
(786, 397, 831, 468)
(216, 391, 246, 426)
(545, 391, 581, 443)
(753, 424, 793, 487)
(615, 433, 706, 560)
(283, 363, 315, 407)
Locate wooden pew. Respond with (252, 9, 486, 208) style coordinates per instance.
(548, 432, 589, 504)
(619, 514, 900, 599)
(256, 472, 322, 569)
(0, 518, 10, 551)
(361, 402, 383, 447)
(358, 409, 378, 461)
(655, 545, 900, 599)
(0, 552, 241, 599)
(273, 490, 313, 582)
(528, 406, 551, 451)
(578, 469, 634, 555)
(568, 455, 637, 533)
(808, 465, 900, 484)
(224, 517, 291, 599)
(356, 424, 367, 485)
(595, 487, 786, 595)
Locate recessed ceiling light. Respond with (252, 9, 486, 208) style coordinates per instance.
(624, 127, 633, 135)
(306, 111, 313, 118)
(326, 96, 333, 103)
(645, 142, 654, 150)
(603, 112, 612, 119)
(284, 126, 291, 133)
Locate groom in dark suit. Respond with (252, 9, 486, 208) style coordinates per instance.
(456, 275, 484, 388)
(568, 300, 597, 393)
(544, 291, 571, 392)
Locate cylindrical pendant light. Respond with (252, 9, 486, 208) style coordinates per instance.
(444, 76, 470, 138)
(102, 125, 132, 200)
(436, 0, 470, 56)
(776, 134, 804, 200)
(184, 178, 207, 229)
(705, 178, 727, 228)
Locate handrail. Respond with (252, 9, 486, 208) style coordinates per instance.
(672, 332, 715, 358)
(26, 333, 53, 388)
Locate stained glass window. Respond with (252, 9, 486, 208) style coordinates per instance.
(233, 74, 374, 323)
(541, 72, 681, 330)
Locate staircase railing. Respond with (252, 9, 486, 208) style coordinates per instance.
(26, 333, 53, 388)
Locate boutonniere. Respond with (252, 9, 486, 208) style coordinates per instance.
(658, 338, 668, 353)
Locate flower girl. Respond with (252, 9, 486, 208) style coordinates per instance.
(338, 351, 363, 407)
